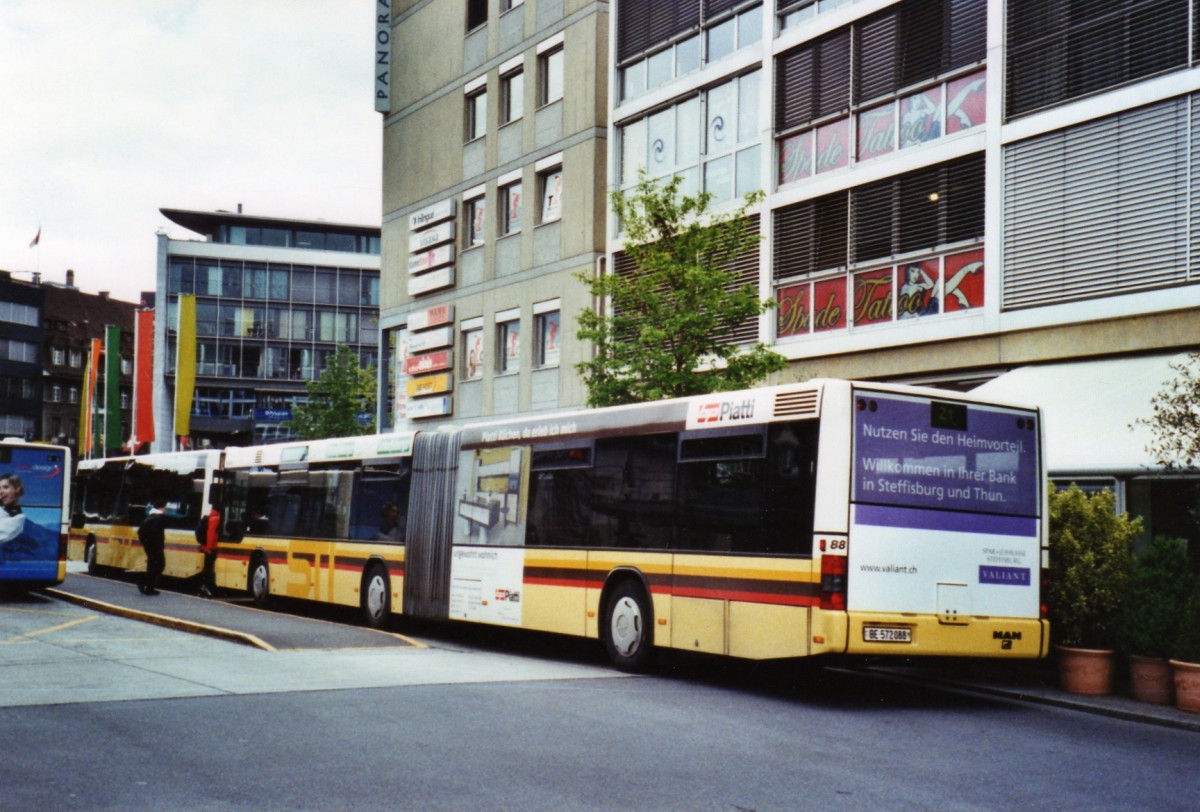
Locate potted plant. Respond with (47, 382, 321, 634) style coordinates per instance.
(1116, 536, 1191, 704)
(1047, 484, 1139, 695)
(1171, 574, 1200, 714)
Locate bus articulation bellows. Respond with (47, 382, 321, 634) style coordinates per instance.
(70, 380, 1049, 669)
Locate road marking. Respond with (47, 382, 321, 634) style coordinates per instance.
(2, 615, 99, 645)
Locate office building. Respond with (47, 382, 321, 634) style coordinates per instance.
(377, 0, 607, 427)
(153, 207, 381, 451)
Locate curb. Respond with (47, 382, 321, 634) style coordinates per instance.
(45, 588, 276, 652)
(857, 666, 1200, 734)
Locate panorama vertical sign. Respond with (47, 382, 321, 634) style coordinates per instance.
(375, 1, 391, 113)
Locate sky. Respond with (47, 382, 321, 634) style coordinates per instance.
(0, 0, 383, 304)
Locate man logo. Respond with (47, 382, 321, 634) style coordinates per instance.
(993, 630, 1022, 650)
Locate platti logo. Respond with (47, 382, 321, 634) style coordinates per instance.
(696, 398, 756, 424)
(979, 566, 1030, 586)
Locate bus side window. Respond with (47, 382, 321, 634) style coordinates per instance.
(351, 464, 410, 542)
(592, 435, 676, 549)
(527, 446, 593, 547)
(763, 421, 819, 555)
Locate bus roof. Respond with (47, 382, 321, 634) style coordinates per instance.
(222, 431, 418, 469)
(76, 449, 221, 473)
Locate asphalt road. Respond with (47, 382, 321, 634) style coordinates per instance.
(3, 586, 1199, 811)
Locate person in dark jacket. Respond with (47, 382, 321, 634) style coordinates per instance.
(138, 497, 168, 595)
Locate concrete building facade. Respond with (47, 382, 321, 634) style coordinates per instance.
(378, 0, 608, 428)
(152, 208, 381, 451)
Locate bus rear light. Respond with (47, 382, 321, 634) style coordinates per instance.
(819, 554, 847, 610)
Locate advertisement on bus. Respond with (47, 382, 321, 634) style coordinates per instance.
(849, 390, 1041, 619)
(0, 444, 68, 582)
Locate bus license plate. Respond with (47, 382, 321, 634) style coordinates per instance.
(863, 626, 912, 643)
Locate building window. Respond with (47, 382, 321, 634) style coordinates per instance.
(618, 71, 760, 205)
(1007, 0, 1187, 119)
(48, 385, 62, 403)
(51, 346, 65, 366)
(465, 195, 486, 248)
(540, 46, 564, 106)
(535, 309, 560, 368)
(463, 327, 484, 379)
(772, 154, 982, 279)
(466, 87, 487, 141)
(498, 318, 520, 373)
(68, 386, 79, 405)
(774, 0, 986, 185)
(539, 168, 563, 223)
(500, 182, 522, 236)
(501, 69, 523, 124)
(502, 0, 523, 10)
(466, 0, 488, 32)
(69, 349, 82, 367)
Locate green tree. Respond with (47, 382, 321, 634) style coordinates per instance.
(1047, 483, 1139, 649)
(287, 345, 376, 440)
(575, 173, 785, 407)
(1141, 352, 1200, 470)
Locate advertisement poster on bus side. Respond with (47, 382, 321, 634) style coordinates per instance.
(448, 546, 524, 626)
(0, 446, 67, 580)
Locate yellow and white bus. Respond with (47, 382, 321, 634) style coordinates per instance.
(207, 379, 1048, 669)
(71, 450, 222, 581)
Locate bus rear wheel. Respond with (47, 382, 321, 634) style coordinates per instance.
(361, 563, 391, 628)
(603, 580, 654, 672)
(248, 555, 270, 606)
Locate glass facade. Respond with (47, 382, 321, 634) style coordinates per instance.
(166, 252, 380, 446)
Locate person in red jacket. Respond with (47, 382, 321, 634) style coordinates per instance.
(198, 501, 220, 598)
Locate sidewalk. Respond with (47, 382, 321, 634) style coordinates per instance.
(865, 657, 1200, 733)
(47, 567, 418, 652)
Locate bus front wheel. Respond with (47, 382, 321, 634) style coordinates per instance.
(604, 580, 654, 672)
(360, 563, 391, 628)
(248, 555, 270, 606)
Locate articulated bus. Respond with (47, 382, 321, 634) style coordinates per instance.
(71, 450, 222, 581)
(0, 440, 71, 590)
(71, 380, 1049, 669)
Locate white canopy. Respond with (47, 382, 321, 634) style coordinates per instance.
(972, 353, 1191, 476)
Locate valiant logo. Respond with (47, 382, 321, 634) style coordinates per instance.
(696, 398, 756, 424)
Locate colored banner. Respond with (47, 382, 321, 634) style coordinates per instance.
(131, 309, 155, 449)
(174, 293, 197, 440)
(103, 325, 122, 453)
(80, 338, 102, 459)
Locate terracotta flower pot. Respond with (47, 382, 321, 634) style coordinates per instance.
(1169, 659, 1200, 714)
(1056, 645, 1115, 696)
(1127, 654, 1173, 705)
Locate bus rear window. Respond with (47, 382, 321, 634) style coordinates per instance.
(853, 391, 1039, 517)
